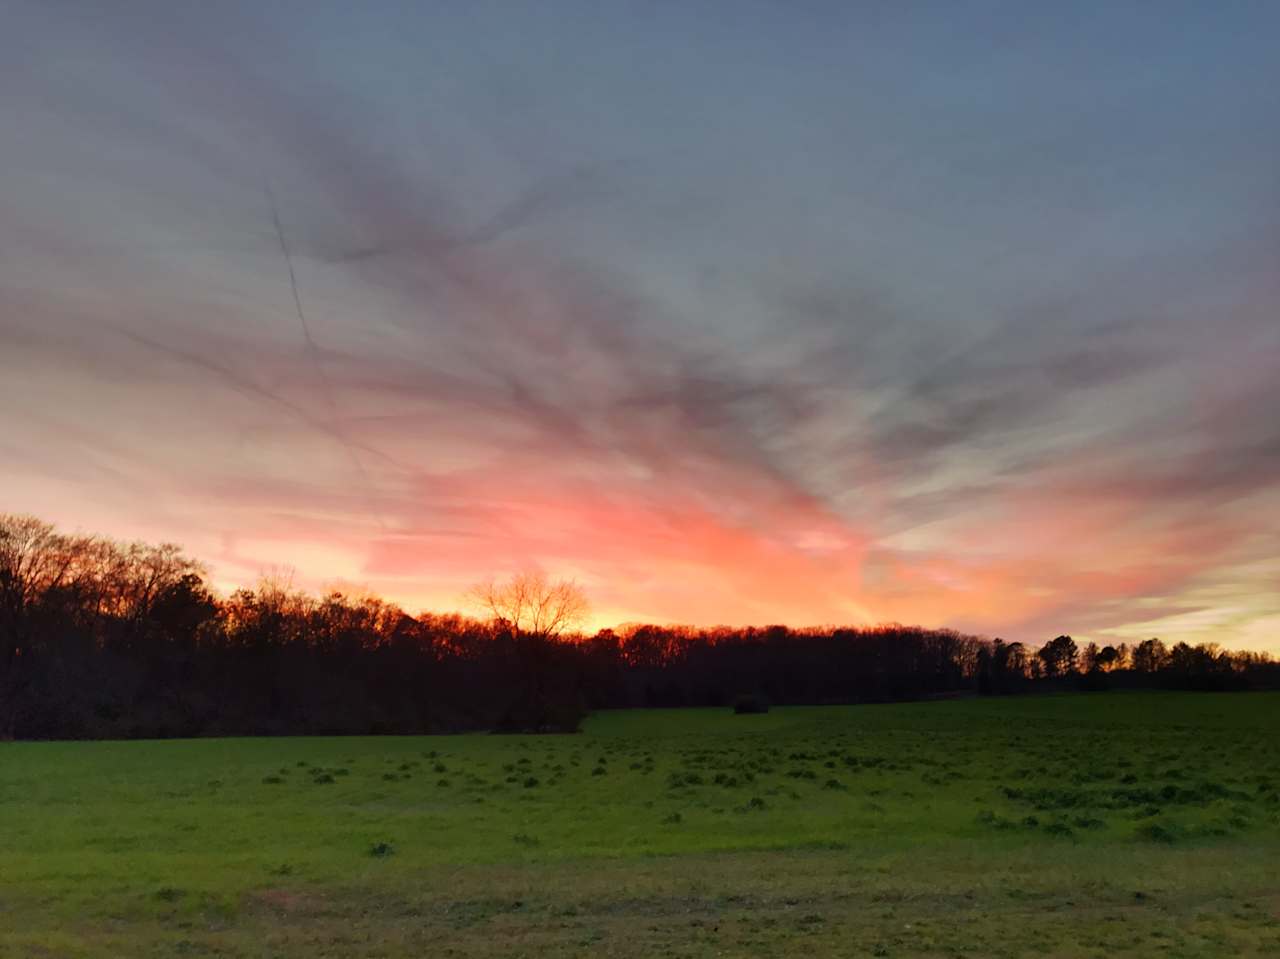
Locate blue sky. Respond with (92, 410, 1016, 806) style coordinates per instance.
(2, 2, 1278, 647)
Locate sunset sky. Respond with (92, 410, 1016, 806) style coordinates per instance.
(2, 3, 1277, 650)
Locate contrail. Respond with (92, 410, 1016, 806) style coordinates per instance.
(267, 182, 323, 363)
(106, 324, 411, 473)
(265, 183, 387, 528)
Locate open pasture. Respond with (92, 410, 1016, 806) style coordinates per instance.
(2, 692, 1278, 956)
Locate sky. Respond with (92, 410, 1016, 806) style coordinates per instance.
(2, 2, 1278, 650)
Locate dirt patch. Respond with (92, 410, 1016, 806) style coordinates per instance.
(247, 887, 328, 917)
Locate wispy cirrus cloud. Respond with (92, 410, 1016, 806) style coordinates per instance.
(1, 1, 1277, 649)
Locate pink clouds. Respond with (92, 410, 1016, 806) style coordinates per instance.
(3, 4, 1278, 652)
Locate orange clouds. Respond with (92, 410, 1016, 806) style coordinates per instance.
(4, 4, 1279, 654)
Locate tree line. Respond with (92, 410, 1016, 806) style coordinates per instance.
(2, 514, 1275, 739)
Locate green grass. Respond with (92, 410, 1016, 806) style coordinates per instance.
(2, 692, 1278, 956)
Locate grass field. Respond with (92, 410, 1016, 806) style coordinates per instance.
(2, 692, 1278, 957)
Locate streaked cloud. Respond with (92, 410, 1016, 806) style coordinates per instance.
(2, 1, 1277, 650)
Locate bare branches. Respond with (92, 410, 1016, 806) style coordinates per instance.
(467, 570, 588, 641)
(0, 514, 205, 624)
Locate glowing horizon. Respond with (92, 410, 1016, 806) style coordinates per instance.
(2, 4, 1278, 652)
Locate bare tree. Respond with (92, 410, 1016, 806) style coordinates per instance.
(0, 515, 82, 616)
(468, 570, 587, 641)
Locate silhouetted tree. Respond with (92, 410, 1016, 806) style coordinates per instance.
(1038, 635, 1079, 679)
(468, 570, 589, 732)
(1132, 638, 1169, 673)
(468, 570, 587, 642)
(1, 513, 1276, 740)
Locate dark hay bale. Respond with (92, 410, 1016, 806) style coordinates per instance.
(733, 694, 770, 715)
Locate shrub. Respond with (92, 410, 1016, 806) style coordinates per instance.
(1136, 822, 1177, 844)
(368, 840, 395, 858)
(667, 771, 703, 788)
